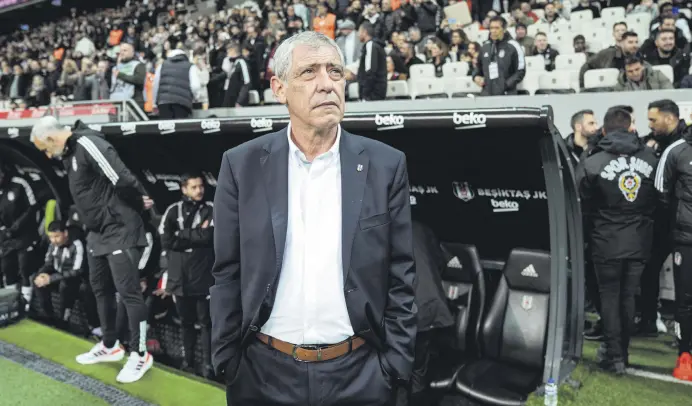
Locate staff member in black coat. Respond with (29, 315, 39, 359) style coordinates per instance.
(29, 117, 155, 384)
(357, 21, 387, 101)
(0, 165, 40, 308)
(473, 16, 526, 96)
(159, 172, 214, 378)
(577, 108, 659, 375)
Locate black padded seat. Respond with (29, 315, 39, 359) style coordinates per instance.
(430, 243, 486, 389)
(453, 248, 552, 406)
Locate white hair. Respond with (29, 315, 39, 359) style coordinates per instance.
(30, 116, 66, 143)
(273, 31, 345, 82)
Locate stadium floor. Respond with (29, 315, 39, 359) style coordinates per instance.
(2, 320, 692, 405)
(0, 320, 225, 406)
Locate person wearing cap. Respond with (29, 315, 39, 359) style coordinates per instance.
(336, 19, 362, 67)
(313, 2, 337, 39)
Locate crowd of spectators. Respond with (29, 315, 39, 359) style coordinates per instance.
(0, 0, 691, 111)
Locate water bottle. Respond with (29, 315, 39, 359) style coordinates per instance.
(544, 378, 558, 406)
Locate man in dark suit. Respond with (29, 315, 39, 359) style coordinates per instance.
(211, 30, 417, 406)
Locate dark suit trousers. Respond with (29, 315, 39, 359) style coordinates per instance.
(226, 340, 394, 406)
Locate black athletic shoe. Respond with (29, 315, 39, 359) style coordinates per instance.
(635, 320, 659, 337)
(584, 319, 604, 341)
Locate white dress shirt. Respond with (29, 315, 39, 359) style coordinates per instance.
(261, 123, 355, 345)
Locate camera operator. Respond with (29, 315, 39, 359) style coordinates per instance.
(577, 108, 658, 375)
(0, 165, 40, 309)
(29, 117, 154, 384)
(32, 221, 86, 329)
(158, 173, 214, 378)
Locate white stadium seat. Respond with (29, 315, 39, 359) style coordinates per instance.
(248, 90, 260, 105)
(548, 31, 569, 47)
(517, 71, 541, 95)
(444, 77, 482, 97)
(409, 78, 447, 99)
(583, 68, 619, 90)
(387, 81, 410, 99)
(680, 9, 692, 19)
(555, 53, 587, 71)
(571, 9, 593, 23)
(601, 6, 625, 21)
(348, 82, 359, 100)
(528, 22, 549, 37)
(442, 62, 469, 77)
(653, 65, 675, 84)
(475, 30, 489, 42)
(584, 27, 608, 52)
(537, 70, 575, 93)
(525, 55, 546, 72)
(590, 18, 610, 30)
(409, 64, 436, 79)
(263, 88, 278, 104)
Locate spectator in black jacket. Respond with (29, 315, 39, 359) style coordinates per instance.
(158, 173, 214, 379)
(577, 108, 659, 375)
(357, 21, 387, 101)
(32, 221, 86, 329)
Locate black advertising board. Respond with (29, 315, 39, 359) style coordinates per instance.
(0, 107, 559, 262)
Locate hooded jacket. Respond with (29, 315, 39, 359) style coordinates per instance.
(577, 131, 659, 261)
(62, 121, 148, 256)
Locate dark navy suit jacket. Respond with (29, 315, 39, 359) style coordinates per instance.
(210, 126, 417, 383)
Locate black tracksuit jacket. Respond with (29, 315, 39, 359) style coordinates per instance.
(656, 125, 692, 246)
(0, 175, 39, 255)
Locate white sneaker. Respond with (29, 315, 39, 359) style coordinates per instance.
(656, 312, 668, 334)
(76, 341, 125, 365)
(116, 352, 154, 384)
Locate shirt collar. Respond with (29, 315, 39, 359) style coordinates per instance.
(286, 121, 341, 164)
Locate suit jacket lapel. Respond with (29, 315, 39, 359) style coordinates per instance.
(340, 131, 368, 282)
(261, 128, 289, 278)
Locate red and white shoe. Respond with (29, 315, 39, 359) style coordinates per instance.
(673, 352, 692, 381)
(76, 341, 125, 365)
(116, 352, 154, 383)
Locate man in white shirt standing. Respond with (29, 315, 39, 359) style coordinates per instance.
(210, 31, 417, 405)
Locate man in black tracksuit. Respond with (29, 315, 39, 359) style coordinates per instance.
(577, 108, 659, 375)
(655, 121, 692, 381)
(637, 99, 687, 336)
(358, 21, 387, 101)
(158, 173, 214, 378)
(0, 165, 40, 308)
(473, 16, 526, 96)
(30, 117, 154, 383)
(32, 220, 87, 329)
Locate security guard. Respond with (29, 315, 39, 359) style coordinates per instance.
(577, 108, 659, 375)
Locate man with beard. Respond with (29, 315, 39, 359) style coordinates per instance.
(109, 41, 146, 109)
(0, 165, 40, 310)
(567, 110, 604, 340)
(158, 173, 214, 378)
(579, 30, 639, 88)
(29, 117, 154, 384)
(577, 108, 658, 375)
(642, 28, 691, 88)
(637, 100, 688, 337)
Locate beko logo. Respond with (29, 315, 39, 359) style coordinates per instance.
(158, 122, 176, 134)
(375, 114, 404, 131)
(120, 123, 137, 135)
(453, 112, 487, 130)
(251, 118, 273, 133)
(201, 119, 221, 134)
(7, 128, 19, 138)
(491, 199, 519, 213)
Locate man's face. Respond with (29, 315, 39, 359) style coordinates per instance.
(577, 114, 598, 137)
(409, 28, 420, 42)
(625, 62, 644, 82)
(317, 4, 327, 16)
(661, 17, 676, 31)
(574, 37, 586, 52)
(271, 44, 345, 132)
(613, 24, 627, 42)
(400, 43, 413, 58)
(534, 34, 547, 51)
(520, 2, 530, 13)
(48, 230, 68, 247)
(119, 43, 134, 61)
(656, 32, 676, 53)
(648, 108, 676, 136)
(622, 35, 639, 55)
(382, 0, 391, 12)
(489, 21, 504, 41)
(515, 26, 526, 39)
(32, 133, 67, 159)
(545, 4, 555, 17)
(182, 177, 205, 201)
